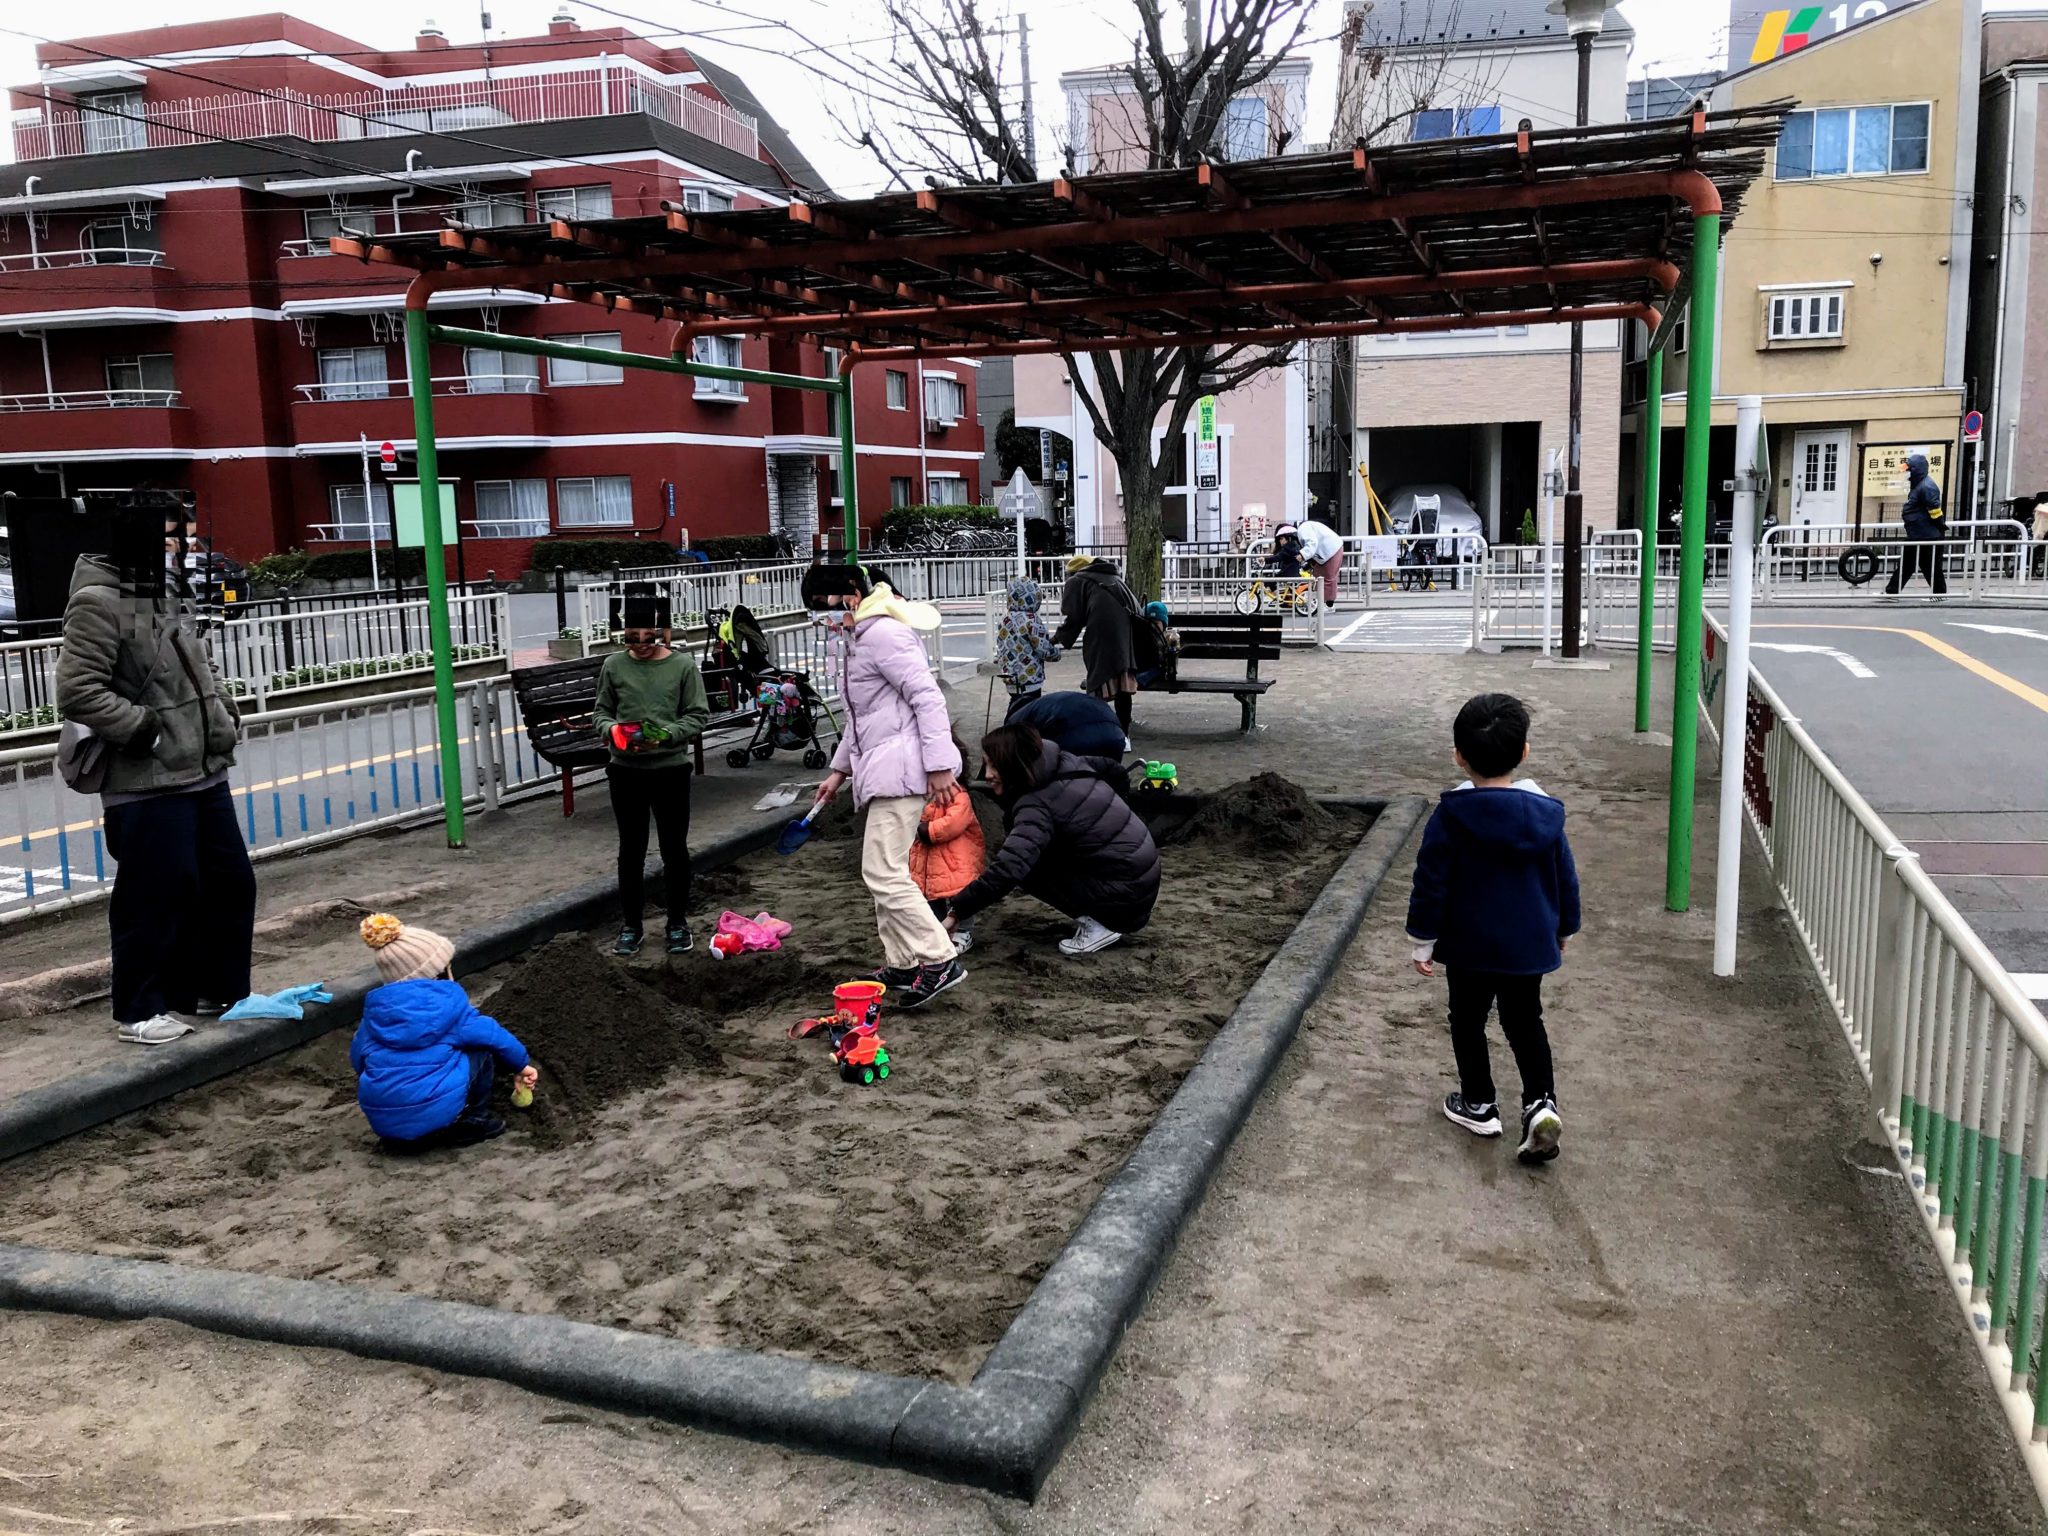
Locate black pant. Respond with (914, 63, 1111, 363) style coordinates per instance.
(1446, 968, 1555, 1110)
(1112, 693, 1133, 732)
(1004, 689, 1041, 721)
(1887, 540, 1947, 594)
(608, 763, 692, 926)
(103, 781, 256, 1025)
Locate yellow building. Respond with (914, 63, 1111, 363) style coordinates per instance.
(1635, 0, 1981, 533)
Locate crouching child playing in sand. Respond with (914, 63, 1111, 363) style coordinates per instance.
(912, 734, 987, 955)
(1405, 693, 1578, 1164)
(351, 914, 537, 1151)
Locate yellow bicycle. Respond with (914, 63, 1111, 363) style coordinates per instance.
(1234, 573, 1320, 617)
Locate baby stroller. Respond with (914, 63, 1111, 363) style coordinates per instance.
(703, 604, 775, 713)
(728, 669, 834, 771)
(1399, 504, 1441, 592)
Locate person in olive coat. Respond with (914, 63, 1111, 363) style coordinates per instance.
(942, 724, 1161, 957)
(1053, 556, 1142, 734)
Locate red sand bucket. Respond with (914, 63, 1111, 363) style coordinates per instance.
(834, 980, 886, 1019)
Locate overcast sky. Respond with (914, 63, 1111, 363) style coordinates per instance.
(0, 1, 2014, 191)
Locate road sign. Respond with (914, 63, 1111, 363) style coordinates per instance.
(1195, 394, 1219, 490)
(1038, 427, 1052, 475)
(1001, 465, 1037, 520)
(379, 440, 398, 474)
(1964, 410, 1984, 444)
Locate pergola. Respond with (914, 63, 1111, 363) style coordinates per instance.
(341, 104, 1785, 905)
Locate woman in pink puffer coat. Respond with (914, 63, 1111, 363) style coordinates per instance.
(804, 562, 967, 1009)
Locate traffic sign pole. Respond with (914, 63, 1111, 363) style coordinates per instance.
(359, 433, 382, 594)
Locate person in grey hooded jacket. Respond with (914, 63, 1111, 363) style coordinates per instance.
(55, 501, 254, 1045)
(1884, 452, 1947, 596)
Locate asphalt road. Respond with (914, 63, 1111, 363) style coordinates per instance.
(1736, 600, 2048, 991)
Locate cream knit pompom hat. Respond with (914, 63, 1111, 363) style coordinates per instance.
(359, 912, 456, 984)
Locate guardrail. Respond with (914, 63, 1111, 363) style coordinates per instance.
(0, 389, 181, 412)
(0, 246, 168, 272)
(1758, 520, 2037, 604)
(1700, 611, 2048, 1505)
(0, 675, 547, 925)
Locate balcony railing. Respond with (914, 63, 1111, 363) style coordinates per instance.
(14, 63, 758, 163)
(292, 374, 542, 402)
(0, 246, 168, 272)
(0, 389, 181, 411)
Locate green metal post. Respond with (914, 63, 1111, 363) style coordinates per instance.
(1992, 1070, 2030, 1338)
(403, 306, 465, 848)
(837, 371, 860, 561)
(1634, 346, 1664, 732)
(1665, 214, 1719, 912)
(2014, 1167, 2047, 1386)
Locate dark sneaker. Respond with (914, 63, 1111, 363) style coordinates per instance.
(899, 958, 967, 1009)
(666, 921, 693, 955)
(614, 926, 645, 957)
(1443, 1092, 1502, 1138)
(863, 964, 919, 989)
(443, 1114, 506, 1147)
(1518, 1097, 1563, 1164)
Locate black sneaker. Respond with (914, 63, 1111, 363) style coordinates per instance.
(1443, 1092, 1502, 1138)
(1518, 1097, 1562, 1163)
(614, 926, 644, 957)
(666, 921, 693, 955)
(898, 958, 967, 1009)
(863, 964, 919, 989)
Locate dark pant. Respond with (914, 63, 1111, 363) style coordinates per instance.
(103, 781, 256, 1025)
(1446, 968, 1555, 1110)
(1112, 693, 1133, 732)
(1004, 689, 1042, 721)
(1023, 871, 1158, 936)
(608, 763, 692, 926)
(1887, 540, 1947, 594)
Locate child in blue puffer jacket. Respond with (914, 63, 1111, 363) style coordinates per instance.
(350, 914, 536, 1151)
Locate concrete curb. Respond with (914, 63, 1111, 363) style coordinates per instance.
(0, 816, 787, 1165)
(0, 793, 1427, 1500)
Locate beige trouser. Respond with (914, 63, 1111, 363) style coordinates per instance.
(861, 794, 957, 969)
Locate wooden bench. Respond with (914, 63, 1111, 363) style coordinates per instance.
(1138, 612, 1279, 733)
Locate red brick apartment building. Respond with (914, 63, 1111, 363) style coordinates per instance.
(0, 10, 984, 572)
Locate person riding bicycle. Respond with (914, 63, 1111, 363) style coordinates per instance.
(1269, 525, 1307, 578)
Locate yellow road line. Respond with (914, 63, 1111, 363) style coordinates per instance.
(1754, 623, 2048, 717)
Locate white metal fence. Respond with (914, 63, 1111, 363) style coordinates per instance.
(1758, 520, 2040, 604)
(1700, 612, 2048, 1505)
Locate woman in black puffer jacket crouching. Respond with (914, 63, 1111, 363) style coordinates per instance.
(942, 725, 1161, 958)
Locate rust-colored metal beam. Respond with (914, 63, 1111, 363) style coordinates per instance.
(1198, 162, 1388, 322)
(378, 168, 1725, 312)
(1357, 150, 1472, 317)
(1515, 127, 1560, 307)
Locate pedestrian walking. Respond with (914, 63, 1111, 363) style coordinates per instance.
(55, 495, 255, 1045)
(1883, 453, 1948, 596)
(1405, 693, 1580, 1165)
(1053, 555, 1143, 735)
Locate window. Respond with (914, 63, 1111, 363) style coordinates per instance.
(80, 91, 144, 154)
(1800, 440, 1841, 496)
(557, 476, 633, 527)
(923, 373, 965, 424)
(316, 346, 390, 400)
(461, 346, 541, 393)
(681, 184, 735, 213)
(85, 217, 160, 264)
(535, 184, 613, 221)
(1671, 306, 1688, 355)
(1777, 104, 1931, 180)
(1411, 103, 1502, 141)
(304, 203, 366, 244)
(1765, 290, 1846, 344)
(547, 332, 623, 386)
(927, 474, 969, 506)
(890, 476, 914, 508)
(1221, 96, 1269, 161)
(328, 482, 393, 538)
(472, 479, 549, 538)
(691, 334, 745, 398)
(104, 353, 175, 403)
(885, 369, 909, 410)
(452, 192, 526, 227)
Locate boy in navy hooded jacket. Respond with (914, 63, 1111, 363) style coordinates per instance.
(350, 914, 536, 1150)
(1406, 693, 1579, 1164)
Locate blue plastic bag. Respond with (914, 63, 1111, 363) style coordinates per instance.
(220, 984, 333, 1021)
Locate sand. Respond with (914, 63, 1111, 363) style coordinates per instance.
(0, 786, 1370, 1384)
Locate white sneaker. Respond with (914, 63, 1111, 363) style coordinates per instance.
(953, 929, 975, 955)
(1059, 917, 1122, 957)
(117, 1012, 193, 1045)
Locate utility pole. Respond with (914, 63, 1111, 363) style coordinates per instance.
(1018, 15, 1036, 175)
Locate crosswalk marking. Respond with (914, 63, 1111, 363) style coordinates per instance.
(1327, 608, 1472, 653)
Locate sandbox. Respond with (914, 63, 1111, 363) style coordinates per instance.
(0, 779, 1424, 1497)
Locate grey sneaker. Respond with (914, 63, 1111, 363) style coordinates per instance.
(1443, 1092, 1502, 1137)
(117, 1013, 193, 1046)
(1058, 917, 1122, 956)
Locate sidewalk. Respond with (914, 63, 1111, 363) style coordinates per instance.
(1, 647, 2043, 1533)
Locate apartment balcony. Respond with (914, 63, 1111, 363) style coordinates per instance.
(0, 248, 180, 320)
(0, 389, 193, 452)
(288, 374, 547, 452)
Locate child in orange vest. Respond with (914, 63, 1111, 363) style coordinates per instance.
(912, 733, 988, 954)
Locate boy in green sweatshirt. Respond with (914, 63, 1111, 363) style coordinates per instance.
(593, 597, 711, 955)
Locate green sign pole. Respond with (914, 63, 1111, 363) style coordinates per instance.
(1666, 215, 1721, 911)
(1634, 344, 1664, 733)
(837, 372, 860, 560)
(404, 306, 466, 849)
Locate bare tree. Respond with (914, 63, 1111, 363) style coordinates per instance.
(754, 0, 1479, 595)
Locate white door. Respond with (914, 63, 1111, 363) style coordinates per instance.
(1790, 429, 1851, 529)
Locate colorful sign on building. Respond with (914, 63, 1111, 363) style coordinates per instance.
(1733, 1, 1892, 66)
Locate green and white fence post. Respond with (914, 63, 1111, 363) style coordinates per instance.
(1666, 212, 1719, 912)
(403, 305, 466, 849)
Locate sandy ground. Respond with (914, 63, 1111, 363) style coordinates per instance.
(0, 645, 2043, 1533)
(0, 786, 1365, 1384)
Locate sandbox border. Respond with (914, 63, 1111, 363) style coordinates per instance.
(0, 792, 1427, 1501)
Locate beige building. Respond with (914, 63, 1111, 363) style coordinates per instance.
(1648, 0, 1982, 533)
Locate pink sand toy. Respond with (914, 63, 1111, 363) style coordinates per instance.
(707, 909, 793, 960)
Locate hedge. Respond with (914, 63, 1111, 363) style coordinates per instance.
(301, 548, 427, 583)
(693, 534, 794, 563)
(878, 504, 1003, 547)
(528, 538, 680, 574)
